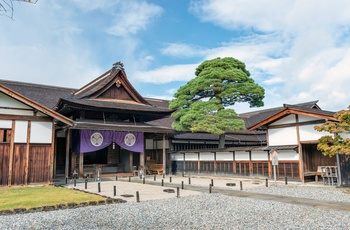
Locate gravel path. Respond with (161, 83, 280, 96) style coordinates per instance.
(1, 183, 350, 229)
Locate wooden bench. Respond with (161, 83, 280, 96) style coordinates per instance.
(147, 164, 164, 175)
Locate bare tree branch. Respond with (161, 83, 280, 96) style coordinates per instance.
(0, 0, 38, 19)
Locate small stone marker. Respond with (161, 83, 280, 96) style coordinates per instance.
(120, 194, 134, 198)
(226, 183, 236, 187)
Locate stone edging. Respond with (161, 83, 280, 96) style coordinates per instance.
(0, 186, 127, 216)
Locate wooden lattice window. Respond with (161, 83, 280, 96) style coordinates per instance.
(0, 129, 11, 143)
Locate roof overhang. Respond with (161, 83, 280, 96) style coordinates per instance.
(248, 107, 337, 131)
(0, 84, 73, 126)
(72, 121, 175, 133)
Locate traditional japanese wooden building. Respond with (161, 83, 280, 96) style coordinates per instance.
(170, 101, 339, 182)
(0, 62, 342, 185)
(0, 84, 72, 186)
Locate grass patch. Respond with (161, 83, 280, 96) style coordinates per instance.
(0, 186, 105, 211)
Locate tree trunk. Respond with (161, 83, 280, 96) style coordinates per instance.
(218, 134, 225, 148)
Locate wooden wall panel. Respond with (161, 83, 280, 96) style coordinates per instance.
(28, 145, 50, 183)
(0, 144, 9, 186)
(12, 144, 26, 185)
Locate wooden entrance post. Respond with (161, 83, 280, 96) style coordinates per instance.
(79, 152, 84, 178)
(24, 121, 31, 185)
(65, 128, 70, 179)
(162, 133, 166, 176)
(8, 120, 15, 187)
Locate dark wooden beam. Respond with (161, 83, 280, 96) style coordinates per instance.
(0, 114, 52, 122)
(24, 121, 31, 185)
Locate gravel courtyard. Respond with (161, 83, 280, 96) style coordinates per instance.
(1, 176, 350, 229)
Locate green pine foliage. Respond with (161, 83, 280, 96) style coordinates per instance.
(169, 57, 265, 135)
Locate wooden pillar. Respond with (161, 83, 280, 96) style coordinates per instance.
(7, 120, 15, 186)
(248, 151, 253, 175)
(140, 151, 145, 167)
(70, 152, 77, 177)
(48, 122, 55, 184)
(296, 115, 304, 182)
(233, 151, 236, 173)
(183, 153, 186, 175)
(65, 128, 70, 178)
(162, 133, 166, 175)
(24, 121, 31, 185)
(214, 152, 217, 175)
(79, 152, 84, 178)
(129, 151, 133, 173)
(197, 152, 200, 175)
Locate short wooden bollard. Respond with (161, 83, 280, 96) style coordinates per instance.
(209, 184, 212, 193)
(177, 187, 180, 198)
(154, 175, 156, 181)
(211, 179, 214, 187)
(285, 177, 288, 185)
(170, 177, 172, 183)
(74, 179, 76, 187)
(85, 179, 88, 189)
(265, 178, 268, 187)
(189, 177, 191, 185)
(161, 179, 164, 187)
(240, 181, 243, 191)
(116, 176, 118, 181)
(143, 177, 145, 184)
(114, 185, 116, 196)
(129, 176, 131, 182)
(136, 191, 140, 203)
(98, 182, 101, 193)
(181, 181, 184, 189)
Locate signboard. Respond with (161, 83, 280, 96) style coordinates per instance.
(271, 150, 279, 166)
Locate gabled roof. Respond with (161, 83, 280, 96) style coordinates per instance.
(0, 84, 73, 126)
(247, 101, 337, 131)
(73, 62, 150, 105)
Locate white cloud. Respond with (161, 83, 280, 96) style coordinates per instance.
(189, 0, 350, 112)
(106, 1, 163, 37)
(161, 43, 208, 58)
(133, 64, 198, 84)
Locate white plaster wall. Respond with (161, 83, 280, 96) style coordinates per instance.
(270, 115, 295, 125)
(235, 151, 249, 160)
(0, 120, 12, 129)
(170, 153, 184, 161)
(30, 122, 52, 143)
(273, 150, 299, 161)
(216, 152, 233, 161)
(199, 152, 214, 160)
(0, 92, 31, 109)
(299, 125, 327, 141)
(251, 151, 268, 161)
(268, 127, 298, 146)
(14, 121, 28, 143)
(298, 115, 320, 122)
(185, 152, 198, 161)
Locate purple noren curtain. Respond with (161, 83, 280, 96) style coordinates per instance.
(79, 130, 144, 153)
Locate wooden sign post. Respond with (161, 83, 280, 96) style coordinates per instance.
(271, 150, 279, 185)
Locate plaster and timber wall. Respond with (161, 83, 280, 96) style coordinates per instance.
(0, 92, 55, 186)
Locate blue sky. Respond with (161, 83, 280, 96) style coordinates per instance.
(1, 0, 350, 113)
